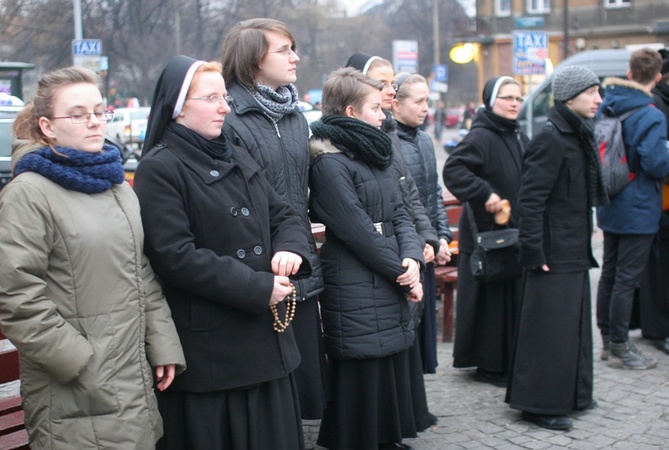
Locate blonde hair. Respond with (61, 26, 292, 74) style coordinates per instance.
(393, 73, 428, 101)
(13, 67, 103, 146)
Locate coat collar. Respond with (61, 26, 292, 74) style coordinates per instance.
(157, 130, 261, 184)
(603, 77, 653, 96)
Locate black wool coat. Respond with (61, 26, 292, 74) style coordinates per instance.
(134, 130, 312, 392)
(443, 109, 528, 254)
(518, 107, 598, 272)
(222, 82, 323, 301)
(309, 138, 424, 360)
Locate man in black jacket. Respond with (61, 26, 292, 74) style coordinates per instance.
(507, 66, 605, 431)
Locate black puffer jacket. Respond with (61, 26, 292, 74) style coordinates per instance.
(222, 82, 323, 301)
(309, 138, 424, 360)
(443, 109, 528, 254)
(396, 122, 453, 243)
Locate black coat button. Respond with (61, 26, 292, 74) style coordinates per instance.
(241, 207, 250, 216)
(253, 246, 263, 255)
(210, 170, 220, 177)
(236, 249, 246, 259)
(230, 207, 238, 216)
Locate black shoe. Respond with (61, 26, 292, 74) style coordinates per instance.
(378, 444, 415, 450)
(575, 399, 598, 411)
(473, 368, 508, 387)
(651, 338, 669, 355)
(521, 411, 573, 430)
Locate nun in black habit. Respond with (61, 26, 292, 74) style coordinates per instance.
(134, 55, 312, 450)
(442, 76, 528, 386)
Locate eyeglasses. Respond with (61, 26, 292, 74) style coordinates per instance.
(382, 83, 399, 92)
(496, 96, 524, 103)
(187, 95, 234, 105)
(269, 47, 298, 57)
(51, 111, 114, 124)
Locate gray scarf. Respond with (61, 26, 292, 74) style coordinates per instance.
(248, 84, 300, 123)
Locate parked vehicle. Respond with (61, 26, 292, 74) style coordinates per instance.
(105, 107, 151, 147)
(518, 49, 631, 138)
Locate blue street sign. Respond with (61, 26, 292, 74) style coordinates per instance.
(433, 64, 448, 83)
(72, 39, 102, 56)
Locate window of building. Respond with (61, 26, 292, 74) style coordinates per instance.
(527, 0, 550, 14)
(496, 0, 511, 17)
(605, 0, 630, 8)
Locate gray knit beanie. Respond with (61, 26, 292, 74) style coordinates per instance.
(552, 65, 600, 102)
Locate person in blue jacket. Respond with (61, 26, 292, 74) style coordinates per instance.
(596, 48, 669, 370)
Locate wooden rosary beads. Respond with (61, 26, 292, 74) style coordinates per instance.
(271, 283, 296, 333)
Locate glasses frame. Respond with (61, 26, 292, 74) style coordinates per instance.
(268, 47, 298, 57)
(187, 94, 234, 105)
(51, 111, 114, 124)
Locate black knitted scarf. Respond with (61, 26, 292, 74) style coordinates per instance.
(310, 115, 393, 169)
(15, 144, 125, 194)
(555, 102, 609, 207)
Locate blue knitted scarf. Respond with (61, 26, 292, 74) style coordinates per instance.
(15, 144, 126, 194)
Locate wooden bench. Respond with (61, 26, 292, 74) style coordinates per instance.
(0, 328, 29, 450)
(434, 265, 458, 343)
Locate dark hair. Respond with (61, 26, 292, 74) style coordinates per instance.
(321, 67, 383, 117)
(13, 67, 102, 146)
(220, 18, 296, 91)
(630, 48, 662, 85)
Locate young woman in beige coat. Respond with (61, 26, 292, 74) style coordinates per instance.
(0, 67, 185, 449)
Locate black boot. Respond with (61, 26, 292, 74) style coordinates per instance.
(521, 411, 572, 430)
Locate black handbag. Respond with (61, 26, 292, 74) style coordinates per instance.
(466, 203, 522, 283)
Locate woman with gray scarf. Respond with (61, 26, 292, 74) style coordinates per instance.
(220, 18, 327, 420)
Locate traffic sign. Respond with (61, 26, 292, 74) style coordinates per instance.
(433, 64, 448, 83)
(512, 30, 548, 75)
(72, 39, 102, 56)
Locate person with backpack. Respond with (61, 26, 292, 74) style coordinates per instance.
(636, 49, 669, 355)
(596, 48, 669, 370)
(506, 65, 606, 431)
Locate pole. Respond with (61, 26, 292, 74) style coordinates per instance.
(433, 0, 439, 65)
(73, 0, 82, 40)
(563, 0, 569, 60)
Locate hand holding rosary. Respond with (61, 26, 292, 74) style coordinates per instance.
(270, 282, 296, 333)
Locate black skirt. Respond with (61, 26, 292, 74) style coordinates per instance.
(156, 374, 304, 450)
(453, 252, 522, 374)
(291, 296, 329, 419)
(317, 349, 417, 450)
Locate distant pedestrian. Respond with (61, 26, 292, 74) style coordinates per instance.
(443, 76, 528, 387)
(596, 48, 669, 369)
(507, 65, 606, 430)
(310, 67, 424, 450)
(219, 18, 327, 420)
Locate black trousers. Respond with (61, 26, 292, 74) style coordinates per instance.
(596, 232, 655, 343)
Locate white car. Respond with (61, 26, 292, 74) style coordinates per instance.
(105, 107, 150, 147)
